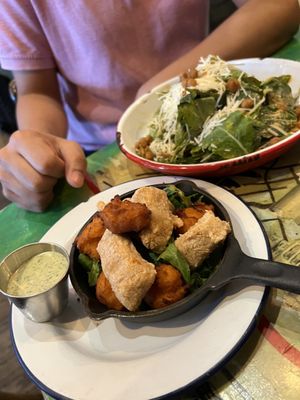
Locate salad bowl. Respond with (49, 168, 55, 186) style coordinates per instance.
(69, 180, 300, 323)
(117, 58, 300, 177)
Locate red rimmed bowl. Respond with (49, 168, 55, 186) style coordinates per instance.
(117, 58, 300, 177)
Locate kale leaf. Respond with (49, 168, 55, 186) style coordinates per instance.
(164, 184, 202, 209)
(158, 242, 191, 283)
(178, 90, 216, 137)
(78, 253, 101, 286)
(201, 111, 258, 159)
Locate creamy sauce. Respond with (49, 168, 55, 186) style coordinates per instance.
(7, 251, 68, 296)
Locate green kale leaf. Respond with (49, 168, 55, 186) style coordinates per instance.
(201, 111, 258, 159)
(263, 75, 294, 108)
(178, 90, 216, 137)
(164, 184, 202, 209)
(78, 253, 101, 286)
(159, 242, 191, 283)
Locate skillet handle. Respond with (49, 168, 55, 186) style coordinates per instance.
(234, 254, 300, 294)
(210, 235, 300, 294)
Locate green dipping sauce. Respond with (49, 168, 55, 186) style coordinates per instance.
(7, 251, 68, 296)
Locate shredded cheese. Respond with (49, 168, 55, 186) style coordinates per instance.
(149, 83, 184, 159)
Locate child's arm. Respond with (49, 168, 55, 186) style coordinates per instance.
(14, 69, 68, 138)
(0, 69, 86, 212)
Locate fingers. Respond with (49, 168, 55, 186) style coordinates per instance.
(0, 130, 64, 211)
(0, 149, 58, 193)
(9, 131, 65, 178)
(59, 140, 87, 188)
(0, 130, 87, 211)
(1, 181, 54, 212)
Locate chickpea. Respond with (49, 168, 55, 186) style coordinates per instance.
(144, 135, 153, 145)
(180, 72, 188, 80)
(241, 98, 254, 108)
(186, 78, 197, 87)
(137, 136, 149, 147)
(145, 149, 154, 160)
(186, 68, 198, 79)
(135, 135, 154, 159)
(226, 78, 240, 93)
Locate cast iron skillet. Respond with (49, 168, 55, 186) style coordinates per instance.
(69, 180, 300, 323)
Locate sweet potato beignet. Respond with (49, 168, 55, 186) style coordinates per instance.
(175, 203, 214, 234)
(131, 186, 183, 253)
(76, 213, 106, 260)
(97, 229, 156, 311)
(96, 272, 124, 311)
(175, 211, 231, 269)
(144, 264, 188, 309)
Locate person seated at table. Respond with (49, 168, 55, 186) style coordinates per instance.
(0, 0, 299, 212)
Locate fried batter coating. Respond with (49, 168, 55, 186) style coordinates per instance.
(175, 203, 214, 234)
(175, 211, 231, 269)
(131, 186, 183, 253)
(97, 229, 156, 311)
(100, 195, 151, 234)
(95, 272, 124, 311)
(76, 213, 106, 260)
(144, 264, 188, 309)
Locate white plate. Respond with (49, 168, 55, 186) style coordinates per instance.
(10, 177, 269, 400)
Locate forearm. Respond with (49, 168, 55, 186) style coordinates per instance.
(139, 0, 300, 93)
(13, 68, 68, 138)
(207, 0, 300, 59)
(16, 93, 68, 138)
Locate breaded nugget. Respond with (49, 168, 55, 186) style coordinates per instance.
(144, 264, 188, 309)
(175, 203, 214, 234)
(97, 229, 156, 311)
(96, 272, 124, 311)
(175, 211, 231, 269)
(100, 195, 151, 234)
(76, 213, 106, 260)
(131, 186, 183, 253)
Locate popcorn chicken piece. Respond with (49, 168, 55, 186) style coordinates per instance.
(97, 229, 156, 311)
(131, 186, 182, 253)
(100, 195, 151, 234)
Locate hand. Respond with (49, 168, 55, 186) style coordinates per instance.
(0, 130, 87, 211)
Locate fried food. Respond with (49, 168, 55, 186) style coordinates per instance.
(144, 264, 188, 309)
(97, 229, 156, 311)
(175, 211, 231, 269)
(95, 272, 124, 311)
(175, 203, 214, 234)
(100, 195, 151, 234)
(76, 213, 106, 260)
(131, 186, 183, 253)
(96, 201, 106, 211)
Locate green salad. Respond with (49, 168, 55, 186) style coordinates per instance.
(135, 56, 300, 164)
